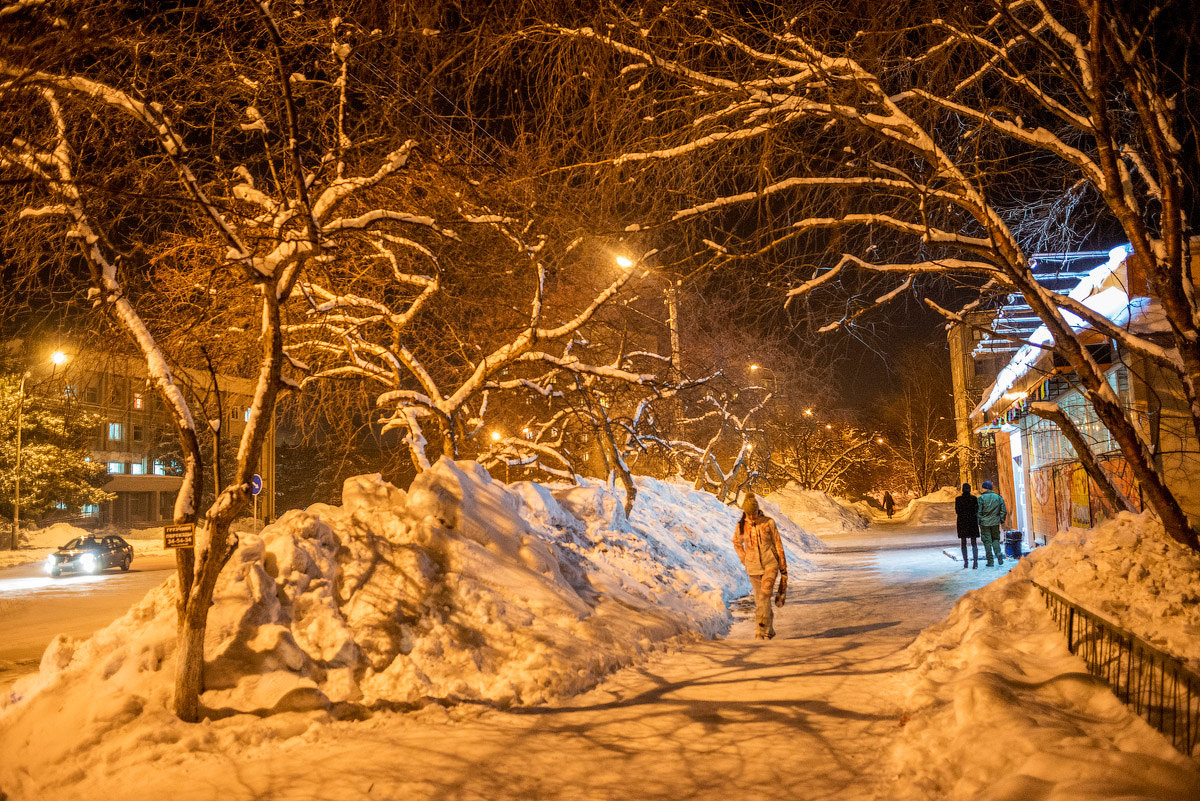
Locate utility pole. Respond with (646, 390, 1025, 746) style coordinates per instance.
(666, 279, 681, 380)
(11, 371, 29, 550)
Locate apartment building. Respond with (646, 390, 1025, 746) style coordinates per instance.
(56, 356, 276, 528)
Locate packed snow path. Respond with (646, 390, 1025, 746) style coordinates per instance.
(64, 527, 1009, 801)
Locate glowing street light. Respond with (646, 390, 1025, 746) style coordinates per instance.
(803, 408, 813, 416)
(877, 437, 886, 444)
(826, 424, 833, 430)
(13, 349, 69, 550)
(615, 255, 634, 269)
(490, 431, 502, 442)
(749, 364, 760, 371)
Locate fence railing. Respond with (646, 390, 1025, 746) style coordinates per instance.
(1033, 580, 1200, 757)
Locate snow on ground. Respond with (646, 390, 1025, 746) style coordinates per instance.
(893, 511, 1200, 800)
(886, 485, 959, 526)
(764, 483, 869, 535)
(0, 522, 171, 570)
(5, 467, 1196, 801)
(0, 459, 818, 800)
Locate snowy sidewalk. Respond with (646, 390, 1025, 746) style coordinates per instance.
(64, 530, 1008, 801)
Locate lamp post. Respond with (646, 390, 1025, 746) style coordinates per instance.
(11, 370, 30, 550)
(748, 363, 779, 395)
(11, 351, 69, 549)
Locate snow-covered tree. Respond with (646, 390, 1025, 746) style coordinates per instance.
(0, 2, 459, 720)
(539, 0, 1200, 551)
(762, 408, 883, 496)
(880, 350, 958, 497)
(0, 372, 111, 536)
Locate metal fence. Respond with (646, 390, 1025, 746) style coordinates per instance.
(1033, 581, 1200, 757)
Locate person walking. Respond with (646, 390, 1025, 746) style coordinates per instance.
(882, 491, 896, 519)
(977, 480, 1008, 567)
(732, 493, 787, 640)
(955, 483, 980, 569)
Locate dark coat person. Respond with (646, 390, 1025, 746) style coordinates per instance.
(882, 491, 896, 518)
(954, 483, 980, 569)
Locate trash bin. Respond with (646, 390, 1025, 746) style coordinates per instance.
(1003, 530, 1023, 559)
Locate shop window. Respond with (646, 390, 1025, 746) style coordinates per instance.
(107, 462, 125, 474)
(130, 462, 145, 476)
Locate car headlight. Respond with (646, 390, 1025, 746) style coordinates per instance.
(44, 555, 57, 573)
(80, 553, 96, 572)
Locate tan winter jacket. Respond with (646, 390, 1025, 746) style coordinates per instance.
(733, 513, 787, 575)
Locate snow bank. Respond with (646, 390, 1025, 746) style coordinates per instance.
(0, 461, 816, 798)
(893, 511, 1200, 800)
(764, 484, 869, 535)
(889, 486, 958, 526)
(1022, 512, 1200, 669)
(23, 522, 92, 549)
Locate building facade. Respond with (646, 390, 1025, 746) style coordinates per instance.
(50, 355, 276, 529)
(953, 243, 1200, 546)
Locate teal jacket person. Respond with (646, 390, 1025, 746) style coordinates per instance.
(977, 486, 1007, 527)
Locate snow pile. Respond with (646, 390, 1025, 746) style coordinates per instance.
(0, 460, 815, 797)
(756, 495, 826, 552)
(890, 486, 958, 526)
(764, 484, 869, 535)
(23, 522, 92, 548)
(1023, 512, 1200, 669)
(892, 511, 1200, 800)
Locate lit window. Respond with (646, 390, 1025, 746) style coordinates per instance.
(244, 408, 251, 422)
(153, 461, 167, 476)
(108, 422, 124, 441)
(54, 501, 67, 510)
(82, 504, 99, 517)
(130, 462, 145, 476)
(133, 393, 144, 410)
(107, 462, 125, 474)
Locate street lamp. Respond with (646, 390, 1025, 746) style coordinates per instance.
(490, 430, 502, 442)
(11, 351, 69, 550)
(748, 363, 778, 393)
(615, 255, 634, 269)
(11, 370, 30, 551)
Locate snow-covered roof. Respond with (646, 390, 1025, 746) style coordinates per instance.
(972, 244, 1137, 425)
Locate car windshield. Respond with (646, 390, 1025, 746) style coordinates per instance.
(63, 538, 101, 550)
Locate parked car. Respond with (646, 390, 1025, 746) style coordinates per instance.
(45, 535, 133, 577)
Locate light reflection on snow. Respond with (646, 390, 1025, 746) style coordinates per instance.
(0, 574, 109, 596)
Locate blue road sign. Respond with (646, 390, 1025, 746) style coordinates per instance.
(250, 474, 263, 496)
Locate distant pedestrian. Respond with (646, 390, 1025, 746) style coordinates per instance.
(882, 491, 896, 518)
(977, 481, 1008, 567)
(733, 493, 787, 640)
(955, 483, 980, 569)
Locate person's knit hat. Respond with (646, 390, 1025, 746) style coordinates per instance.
(742, 493, 759, 514)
